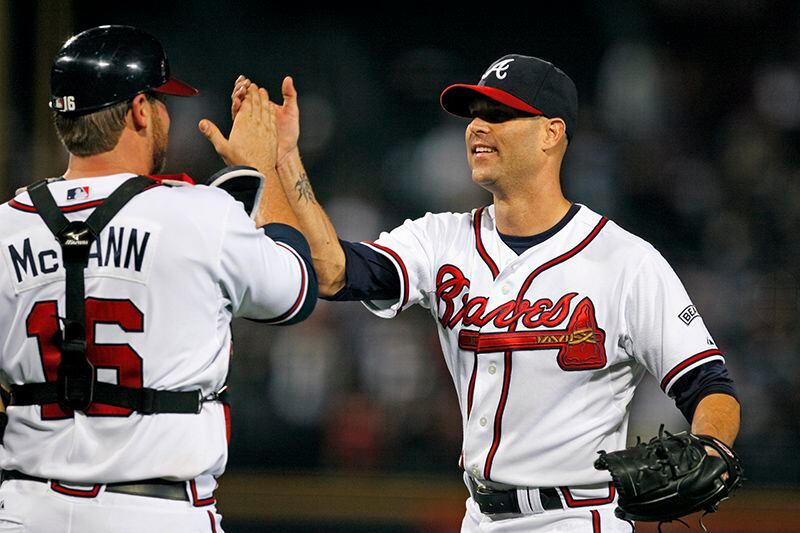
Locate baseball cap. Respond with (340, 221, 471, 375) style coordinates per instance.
(50, 25, 198, 116)
(440, 54, 578, 137)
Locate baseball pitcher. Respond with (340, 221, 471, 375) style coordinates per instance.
(234, 55, 742, 531)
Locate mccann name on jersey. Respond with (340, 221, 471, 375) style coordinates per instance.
(6, 225, 151, 283)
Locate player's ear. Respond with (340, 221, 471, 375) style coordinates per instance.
(541, 118, 567, 152)
(130, 94, 150, 130)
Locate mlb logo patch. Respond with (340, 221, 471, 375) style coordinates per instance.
(66, 186, 90, 201)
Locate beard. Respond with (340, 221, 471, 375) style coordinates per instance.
(149, 103, 168, 174)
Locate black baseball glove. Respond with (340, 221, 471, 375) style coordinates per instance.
(594, 425, 743, 523)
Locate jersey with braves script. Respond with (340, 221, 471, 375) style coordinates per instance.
(360, 204, 724, 488)
(0, 173, 314, 483)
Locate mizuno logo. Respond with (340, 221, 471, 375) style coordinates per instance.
(64, 229, 89, 242)
(62, 228, 91, 246)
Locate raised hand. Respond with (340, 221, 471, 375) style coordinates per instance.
(273, 76, 300, 164)
(232, 75, 300, 165)
(230, 75, 250, 122)
(200, 82, 277, 171)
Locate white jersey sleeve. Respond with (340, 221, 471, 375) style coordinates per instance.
(217, 201, 311, 323)
(361, 212, 464, 318)
(623, 250, 724, 395)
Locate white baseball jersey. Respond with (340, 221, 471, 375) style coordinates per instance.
(361, 204, 723, 488)
(0, 173, 312, 484)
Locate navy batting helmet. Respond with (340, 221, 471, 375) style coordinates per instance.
(50, 25, 198, 115)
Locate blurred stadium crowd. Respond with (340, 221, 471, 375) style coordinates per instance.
(3, 1, 797, 489)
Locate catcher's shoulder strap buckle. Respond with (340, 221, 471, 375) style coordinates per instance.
(202, 386, 229, 404)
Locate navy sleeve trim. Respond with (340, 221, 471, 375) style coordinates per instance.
(323, 240, 400, 302)
(252, 223, 317, 324)
(668, 360, 738, 423)
(660, 349, 725, 392)
(262, 223, 312, 261)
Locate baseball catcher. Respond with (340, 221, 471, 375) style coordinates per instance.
(595, 425, 743, 529)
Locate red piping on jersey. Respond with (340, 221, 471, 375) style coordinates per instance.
(466, 353, 478, 417)
(207, 510, 218, 533)
(660, 349, 723, 391)
(365, 241, 409, 308)
(559, 482, 616, 507)
(513, 218, 609, 308)
(147, 173, 195, 185)
(190, 479, 217, 507)
(224, 403, 232, 445)
(261, 242, 308, 324)
(473, 207, 499, 279)
(9, 183, 162, 214)
(10, 198, 105, 213)
(50, 481, 101, 498)
(482, 216, 608, 480)
(483, 349, 512, 479)
(591, 509, 601, 532)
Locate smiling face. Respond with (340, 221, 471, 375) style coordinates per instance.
(465, 96, 549, 192)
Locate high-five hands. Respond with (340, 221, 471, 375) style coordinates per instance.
(199, 81, 278, 171)
(231, 75, 300, 165)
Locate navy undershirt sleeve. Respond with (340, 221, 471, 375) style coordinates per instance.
(323, 240, 400, 301)
(668, 361, 738, 423)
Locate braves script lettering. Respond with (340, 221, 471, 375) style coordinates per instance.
(436, 264, 607, 370)
(435, 264, 577, 329)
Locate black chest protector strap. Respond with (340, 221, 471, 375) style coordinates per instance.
(9, 177, 226, 415)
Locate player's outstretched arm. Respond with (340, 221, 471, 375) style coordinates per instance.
(274, 147, 345, 296)
(199, 82, 300, 230)
(691, 393, 740, 446)
(232, 75, 346, 296)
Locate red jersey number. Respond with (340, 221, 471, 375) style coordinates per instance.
(26, 299, 144, 419)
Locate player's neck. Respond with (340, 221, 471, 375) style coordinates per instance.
(492, 187, 572, 237)
(63, 135, 153, 180)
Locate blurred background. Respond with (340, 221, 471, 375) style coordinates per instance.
(1, 0, 798, 531)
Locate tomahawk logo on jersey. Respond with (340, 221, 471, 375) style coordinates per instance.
(357, 204, 724, 488)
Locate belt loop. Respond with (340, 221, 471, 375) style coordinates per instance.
(50, 481, 102, 498)
(520, 487, 545, 514)
(463, 472, 477, 500)
(516, 488, 533, 514)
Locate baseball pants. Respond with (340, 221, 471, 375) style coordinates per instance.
(0, 479, 223, 532)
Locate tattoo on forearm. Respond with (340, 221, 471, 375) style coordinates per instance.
(295, 172, 316, 204)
